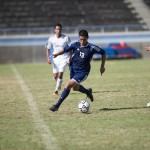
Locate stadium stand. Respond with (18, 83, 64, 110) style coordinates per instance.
(0, 0, 146, 31)
(143, 0, 150, 7)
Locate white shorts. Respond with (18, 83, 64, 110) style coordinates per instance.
(53, 61, 68, 73)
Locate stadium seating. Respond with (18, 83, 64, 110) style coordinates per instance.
(0, 0, 145, 30)
(143, 0, 150, 7)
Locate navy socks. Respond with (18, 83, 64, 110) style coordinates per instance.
(78, 85, 88, 94)
(55, 88, 70, 108)
(55, 85, 88, 108)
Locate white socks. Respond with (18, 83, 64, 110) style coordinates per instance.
(55, 78, 63, 92)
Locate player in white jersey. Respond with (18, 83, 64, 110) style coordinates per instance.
(46, 24, 71, 95)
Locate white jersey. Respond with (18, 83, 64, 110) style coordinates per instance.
(46, 34, 71, 62)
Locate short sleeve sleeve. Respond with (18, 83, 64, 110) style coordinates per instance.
(46, 38, 52, 49)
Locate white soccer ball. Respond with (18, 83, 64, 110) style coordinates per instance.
(78, 100, 90, 113)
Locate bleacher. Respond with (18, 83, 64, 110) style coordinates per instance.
(143, 0, 150, 7)
(0, 0, 146, 32)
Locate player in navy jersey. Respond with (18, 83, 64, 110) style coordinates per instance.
(50, 30, 106, 112)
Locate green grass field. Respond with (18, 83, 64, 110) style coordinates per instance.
(0, 59, 150, 150)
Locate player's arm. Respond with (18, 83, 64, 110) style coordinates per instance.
(46, 48, 51, 64)
(53, 43, 74, 58)
(45, 38, 52, 64)
(52, 49, 65, 58)
(100, 51, 106, 76)
(93, 46, 106, 76)
(145, 47, 150, 51)
(66, 36, 72, 65)
(68, 50, 73, 66)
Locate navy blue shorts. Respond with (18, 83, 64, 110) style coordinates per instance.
(70, 67, 89, 83)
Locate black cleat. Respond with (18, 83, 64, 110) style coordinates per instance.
(49, 105, 59, 112)
(53, 90, 58, 96)
(87, 88, 94, 102)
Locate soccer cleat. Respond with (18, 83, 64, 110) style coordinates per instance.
(53, 90, 58, 96)
(87, 88, 94, 102)
(49, 105, 59, 112)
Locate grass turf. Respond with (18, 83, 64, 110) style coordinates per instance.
(0, 59, 150, 150)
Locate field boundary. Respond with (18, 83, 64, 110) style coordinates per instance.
(11, 65, 60, 150)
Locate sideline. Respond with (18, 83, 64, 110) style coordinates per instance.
(11, 65, 60, 150)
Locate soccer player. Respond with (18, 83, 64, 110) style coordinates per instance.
(49, 29, 106, 112)
(145, 47, 150, 51)
(46, 23, 71, 96)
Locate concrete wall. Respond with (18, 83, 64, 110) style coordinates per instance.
(0, 46, 46, 63)
(0, 32, 150, 63)
(0, 42, 149, 64)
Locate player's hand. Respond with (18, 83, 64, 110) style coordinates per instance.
(100, 66, 105, 76)
(145, 47, 150, 51)
(52, 53, 58, 58)
(47, 59, 51, 64)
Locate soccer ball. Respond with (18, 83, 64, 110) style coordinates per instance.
(78, 100, 90, 113)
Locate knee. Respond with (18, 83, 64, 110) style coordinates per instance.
(73, 85, 79, 91)
(73, 87, 77, 91)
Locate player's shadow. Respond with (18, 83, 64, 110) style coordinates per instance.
(71, 90, 121, 95)
(93, 90, 121, 94)
(99, 106, 148, 111)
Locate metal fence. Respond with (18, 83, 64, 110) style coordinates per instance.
(0, 24, 148, 35)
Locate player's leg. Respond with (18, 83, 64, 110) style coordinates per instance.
(56, 62, 68, 91)
(49, 79, 77, 111)
(55, 72, 63, 91)
(53, 72, 59, 95)
(50, 66, 76, 111)
(53, 73, 58, 81)
(74, 85, 94, 102)
(53, 63, 59, 95)
(72, 73, 94, 102)
(53, 72, 62, 95)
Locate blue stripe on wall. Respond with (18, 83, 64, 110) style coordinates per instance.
(0, 32, 150, 46)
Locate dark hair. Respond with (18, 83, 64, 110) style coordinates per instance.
(55, 23, 62, 29)
(79, 30, 89, 39)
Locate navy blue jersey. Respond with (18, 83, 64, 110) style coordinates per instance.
(64, 42, 105, 73)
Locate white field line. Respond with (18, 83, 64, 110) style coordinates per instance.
(11, 65, 60, 150)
